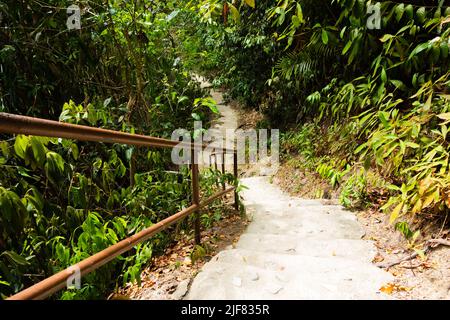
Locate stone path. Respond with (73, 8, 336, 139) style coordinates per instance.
(186, 177, 394, 299)
(185, 79, 394, 300)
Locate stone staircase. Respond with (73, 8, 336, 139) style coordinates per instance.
(185, 176, 393, 300)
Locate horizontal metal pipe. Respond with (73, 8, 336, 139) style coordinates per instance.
(200, 187, 236, 208)
(0, 113, 235, 152)
(8, 204, 199, 300)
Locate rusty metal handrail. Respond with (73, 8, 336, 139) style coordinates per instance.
(0, 112, 239, 300)
(0, 113, 235, 152)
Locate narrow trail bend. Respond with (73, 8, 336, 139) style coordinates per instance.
(185, 79, 394, 299)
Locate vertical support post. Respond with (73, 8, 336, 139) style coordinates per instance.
(191, 148, 201, 245)
(130, 148, 136, 188)
(221, 152, 226, 190)
(214, 154, 218, 172)
(213, 154, 220, 188)
(233, 150, 239, 211)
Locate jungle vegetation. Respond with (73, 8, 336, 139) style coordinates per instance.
(186, 0, 450, 246)
(1, 0, 449, 299)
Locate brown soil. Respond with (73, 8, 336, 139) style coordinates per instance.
(275, 157, 450, 300)
(274, 156, 340, 199)
(235, 103, 264, 130)
(357, 208, 450, 299)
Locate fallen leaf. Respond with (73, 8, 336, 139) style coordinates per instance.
(379, 282, 412, 294)
(372, 254, 384, 263)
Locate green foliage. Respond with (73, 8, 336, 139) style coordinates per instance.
(0, 1, 237, 299)
(339, 170, 368, 208)
(190, 244, 207, 264)
(188, 0, 450, 235)
(3, 0, 450, 298)
(0, 113, 230, 299)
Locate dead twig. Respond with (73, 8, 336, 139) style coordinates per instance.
(376, 238, 449, 269)
(427, 238, 450, 247)
(376, 246, 431, 269)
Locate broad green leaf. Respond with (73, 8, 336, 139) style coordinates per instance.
(30, 137, 46, 166)
(296, 3, 303, 23)
(342, 41, 352, 55)
(0, 141, 9, 157)
(45, 152, 66, 184)
(1, 251, 30, 266)
(379, 34, 394, 43)
(70, 143, 79, 160)
(381, 68, 387, 83)
(292, 15, 300, 28)
(14, 135, 29, 160)
(395, 4, 404, 22)
(408, 42, 430, 59)
(378, 111, 390, 128)
(321, 30, 329, 45)
(416, 7, 426, 24)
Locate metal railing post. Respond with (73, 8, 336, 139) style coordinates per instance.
(214, 154, 218, 172)
(191, 148, 201, 245)
(221, 152, 226, 190)
(233, 151, 239, 211)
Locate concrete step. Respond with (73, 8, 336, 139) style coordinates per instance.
(205, 249, 388, 279)
(244, 202, 345, 217)
(235, 233, 377, 262)
(243, 199, 339, 209)
(246, 204, 357, 222)
(245, 213, 365, 239)
(186, 259, 392, 300)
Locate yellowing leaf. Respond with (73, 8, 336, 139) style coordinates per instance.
(411, 199, 422, 214)
(418, 176, 432, 196)
(380, 283, 411, 295)
(379, 283, 395, 294)
(228, 3, 240, 22)
(379, 34, 395, 43)
(389, 201, 404, 224)
(413, 248, 426, 260)
(437, 112, 450, 120)
(422, 192, 436, 208)
(423, 93, 432, 111)
(243, 0, 255, 8)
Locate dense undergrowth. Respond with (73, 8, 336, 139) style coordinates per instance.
(0, 1, 235, 299)
(184, 0, 450, 240)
